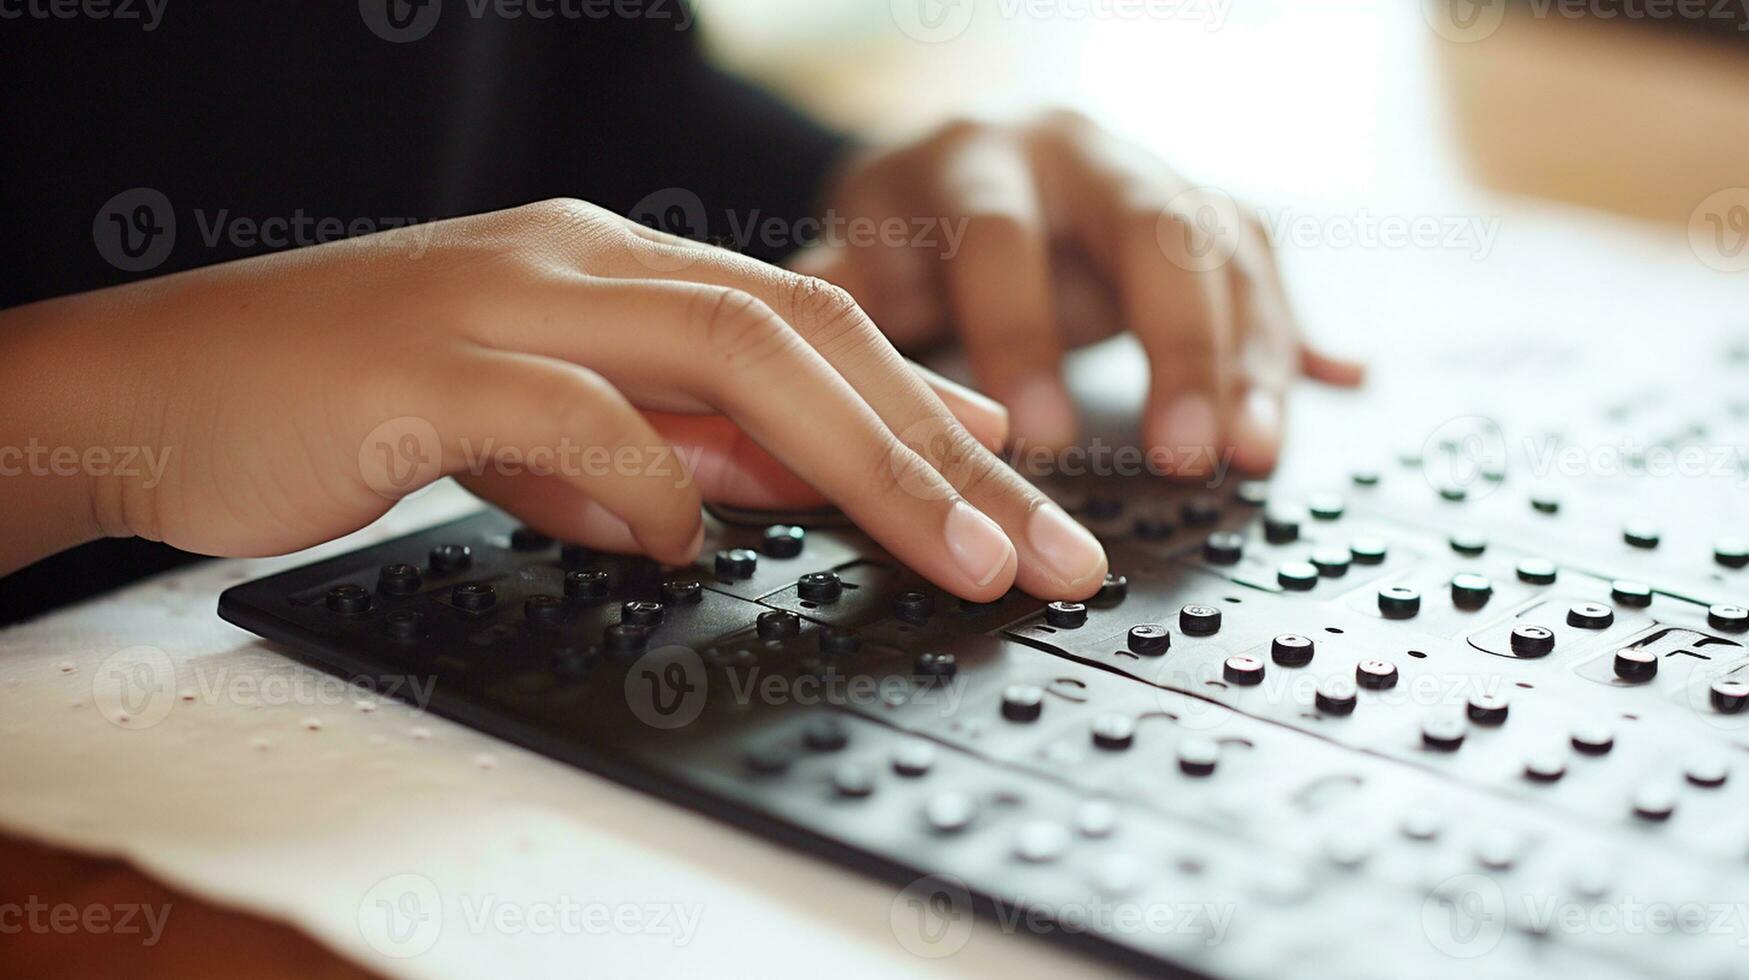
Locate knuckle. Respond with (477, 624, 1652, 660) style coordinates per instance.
(688, 286, 797, 368)
(783, 275, 875, 353)
(866, 440, 926, 501)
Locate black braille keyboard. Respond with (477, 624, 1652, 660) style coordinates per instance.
(219, 368, 1749, 978)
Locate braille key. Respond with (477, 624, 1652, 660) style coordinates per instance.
(1045, 601, 1087, 628)
(714, 548, 758, 579)
(1613, 647, 1657, 682)
(797, 571, 843, 604)
(1263, 507, 1303, 544)
(1567, 603, 1614, 629)
(1316, 678, 1358, 715)
(429, 544, 471, 573)
(756, 609, 801, 641)
(1179, 603, 1222, 636)
(603, 623, 648, 654)
(451, 582, 495, 611)
(1449, 531, 1487, 557)
(1236, 481, 1269, 507)
(1181, 498, 1221, 526)
(818, 627, 861, 657)
(621, 600, 664, 626)
(763, 524, 805, 558)
(1001, 684, 1045, 722)
(1510, 625, 1554, 657)
(1450, 573, 1492, 609)
(1710, 678, 1749, 714)
(804, 718, 849, 751)
(325, 584, 371, 614)
(661, 579, 703, 605)
(1278, 562, 1318, 591)
(1716, 540, 1749, 569)
(1091, 713, 1135, 750)
(914, 652, 956, 678)
(1127, 624, 1170, 655)
(1515, 558, 1557, 585)
(524, 594, 565, 625)
(1311, 548, 1351, 577)
(894, 591, 934, 624)
(1271, 634, 1314, 666)
(1096, 573, 1128, 604)
(1223, 655, 1265, 685)
(1202, 532, 1243, 565)
(1308, 493, 1345, 521)
(1177, 738, 1219, 775)
(892, 741, 935, 777)
(565, 569, 609, 600)
(1610, 580, 1652, 607)
(1350, 538, 1387, 565)
(1570, 724, 1614, 755)
(1421, 717, 1466, 751)
(1466, 693, 1509, 725)
(1622, 522, 1660, 549)
(1356, 659, 1399, 690)
(378, 563, 422, 596)
(1377, 586, 1420, 619)
(1706, 604, 1747, 632)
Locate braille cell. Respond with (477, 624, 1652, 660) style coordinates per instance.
(1613, 647, 1658, 682)
(1202, 531, 1243, 565)
(1350, 538, 1388, 565)
(1510, 625, 1554, 657)
(661, 579, 703, 605)
(565, 569, 609, 600)
(1449, 531, 1487, 557)
(892, 741, 935, 777)
(1179, 603, 1222, 636)
(428, 544, 471, 573)
(832, 763, 875, 798)
(894, 591, 935, 624)
(797, 571, 843, 604)
(818, 627, 861, 657)
(1127, 624, 1171, 655)
(1421, 717, 1466, 751)
(524, 594, 566, 625)
(1091, 713, 1136, 750)
(1566, 603, 1614, 629)
(1001, 684, 1045, 722)
(509, 526, 552, 551)
(325, 584, 371, 615)
(756, 609, 801, 641)
(1450, 573, 1493, 610)
(1263, 508, 1303, 544)
(1310, 548, 1351, 577)
(1271, 634, 1314, 666)
(1467, 693, 1509, 725)
(1706, 604, 1748, 632)
(714, 548, 758, 579)
(1710, 678, 1749, 714)
(1622, 522, 1660, 549)
(1437, 484, 1467, 502)
(1075, 800, 1118, 839)
(1716, 539, 1749, 569)
(1308, 493, 1346, 521)
(1570, 725, 1615, 755)
(1096, 573, 1128, 604)
(451, 582, 495, 611)
(1515, 558, 1557, 585)
(1399, 809, 1443, 841)
(1278, 562, 1319, 591)
(377, 563, 422, 596)
(1377, 586, 1421, 619)
(1356, 659, 1399, 690)
(1045, 601, 1088, 628)
(1177, 738, 1220, 776)
(602, 623, 648, 654)
(914, 652, 956, 678)
(803, 718, 849, 751)
(1474, 831, 1521, 870)
(763, 524, 805, 558)
(1223, 655, 1265, 686)
(1610, 580, 1652, 608)
(621, 600, 664, 627)
(924, 792, 977, 833)
(1316, 678, 1358, 715)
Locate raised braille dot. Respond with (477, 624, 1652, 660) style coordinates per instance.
(1045, 601, 1087, 629)
(1630, 784, 1676, 821)
(745, 744, 792, 774)
(1091, 713, 1136, 749)
(325, 584, 371, 615)
(1236, 481, 1270, 507)
(756, 609, 801, 641)
(1271, 634, 1314, 666)
(796, 571, 843, 604)
(1716, 540, 1749, 569)
(1570, 725, 1614, 755)
(1133, 515, 1174, 541)
(1076, 800, 1118, 838)
(661, 579, 703, 605)
(1202, 531, 1243, 565)
(894, 591, 934, 624)
(1451, 573, 1493, 610)
(451, 582, 495, 611)
(1622, 522, 1660, 549)
(1467, 693, 1509, 725)
(1524, 752, 1567, 782)
(1316, 678, 1358, 715)
(1278, 561, 1319, 591)
(1178, 738, 1219, 776)
(1437, 483, 1468, 502)
(524, 594, 565, 625)
(1002, 685, 1045, 722)
(1610, 580, 1652, 607)
(914, 652, 956, 677)
(1308, 493, 1346, 520)
(818, 627, 860, 657)
(1421, 716, 1466, 751)
(1449, 531, 1487, 557)
(714, 548, 758, 579)
(1126, 624, 1170, 656)
(1014, 821, 1071, 863)
(509, 526, 552, 551)
(385, 609, 422, 640)
(602, 623, 648, 654)
(1084, 496, 1123, 520)
(621, 600, 664, 627)
(1181, 498, 1221, 526)
(892, 740, 935, 777)
(1710, 678, 1749, 714)
(1475, 830, 1521, 870)
(1567, 603, 1615, 629)
(832, 763, 875, 798)
(924, 792, 977, 833)
(1357, 659, 1399, 690)
(1685, 757, 1729, 788)
(1707, 604, 1748, 632)
(1509, 625, 1554, 657)
(1350, 537, 1388, 565)
(1378, 586, 1421, 619)
(803, 718, 848, 751)
(377, 563, 422, 596)
(565, 569, 609, 600)
(1179, 603, 1222, 636)
(429, 544, 471, 573)
(1096, 573, 1128, 604)
(763, 524, 805, 558)
(1263, 508, 1303, 544)
(1530, 494, 1560, 515)
(1516, 558, 1557, 585)
(1613, 647, 1658, 683)
(1400, 809, 1443, 841)
(1311, 548, 1351, 577)
(1351, 467, 1381, 487)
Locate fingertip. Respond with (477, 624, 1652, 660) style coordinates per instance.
(1003, 373, 1077, 449)
(1301, 345, 1366, 387)
(1228, 388, 1283, 475)
(1145, 392, 1218, 479)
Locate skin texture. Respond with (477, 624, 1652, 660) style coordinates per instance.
(0, 198, 1106, 601)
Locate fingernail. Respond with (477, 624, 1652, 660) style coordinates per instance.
(945, 501, 1015, 588)
(1005, 374, 1077, 448)
(1156, 392, 1218, 457)
(1027, 503, 1106, 587)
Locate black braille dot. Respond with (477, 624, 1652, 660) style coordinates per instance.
(1515, 558, 1557, 585)
(1271, 634, 1314, 666)
(1181, 498, 1222, 526)
(524, 594, 565, 625)
(620, 600, 663, 627)
(1084, 496, 1123, 520)
(1716, 540, 1749, 569)
(1091, 713, 1135, 750)
(1567, 603, 1614, 629)
(1001, 684, 1045, 722)
(763, 524, 805, 558)
(510, 526, 553, 551)
(1377, 586, 1421, 619)
(1044, 601, 1087, 628)
(1202, 531, 1243, 565)
(1710, 678, 1749, 714)
(1223, 655, 1265, 686)
(714, 548, 758, 579)
(560, 543, 596, 567)
(377, 563, 422, 596)
(1263, 508, 1303, 544)
(602, 623, 648, 654)
(1351, 467, 1381, 486)
(1308, 493, 1346, 521)
(1177, 738, 1219, 775)
(1530, 494, 1560, 515)
(1437, 484, 1468, 502)
(804, 718, 849, 751)
(1613, 647, 1658, 683)
(384, 609, 422, 640)
(1126, 624, 1170, 656)
(1133, 515, 1175, 541)
(1450, 573, 1493, 610)
(1467, 693, 1509, 725)
(1349, 538, 1388, 565)
(1570, 724, 1615, 755)
(1622, 523, 1660, 549)
(564, 569, 609, 600)
(1315, 678, 1358, 715)
(661, 579, 703, 605)
(451, 582, 496, 611)
(1278, 561, 1319, 591)
(1449, 531, 1487, 557)
(818, 627, 861, 657)
(1610, 580, 1653, 607)
(797, 571, 843, 604)
(1096, 573, 1128, 604)
(428, 544, 471, 573)
(325, 584, 372, 615)
(1356, 659, 1399, 690)
(894, 591, 934, 624)
(832, 763, 875, 798)
(1236, 481, 1270, 507)
(892, 740, 935, 777)
(1179, 603, 1223, 636)
(1421, 717, 1466, 751)
(756, 609, 801, 641)
(1706, 604, 1748, 632)
(914, 652, 956, 678)
(1509, 625, 1555, 657)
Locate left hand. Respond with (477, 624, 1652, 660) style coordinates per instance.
(790, 111, 1365, 478)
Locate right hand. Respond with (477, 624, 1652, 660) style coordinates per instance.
(4, 199, 1107, 600)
